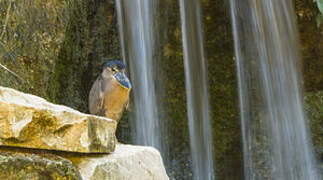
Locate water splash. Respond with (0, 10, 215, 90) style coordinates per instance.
(230, 0, 320, 179)
(179, 0, 215, 179)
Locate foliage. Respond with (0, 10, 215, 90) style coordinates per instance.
(313, 0, 323, 13)
(313, 0, 323, 26)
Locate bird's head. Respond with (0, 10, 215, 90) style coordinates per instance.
(102, 60, 131, 89)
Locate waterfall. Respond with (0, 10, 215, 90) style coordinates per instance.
(179, 0, 215, 179)
(116, 0, 164, 153)
(230, 0, 320, 179)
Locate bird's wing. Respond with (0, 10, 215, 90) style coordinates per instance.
(89, 76, 105, 115)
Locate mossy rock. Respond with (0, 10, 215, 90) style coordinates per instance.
(305, 91, 323, 159)
(0, 151, 82, 180)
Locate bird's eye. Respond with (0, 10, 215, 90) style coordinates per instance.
(111, 68, 116, 72)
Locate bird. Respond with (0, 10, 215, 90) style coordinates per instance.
(89, 60, 131, 122)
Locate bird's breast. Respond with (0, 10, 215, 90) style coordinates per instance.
(103, 78, 130, 120)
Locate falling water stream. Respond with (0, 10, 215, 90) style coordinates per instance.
(179, 0, 215, 179)
(230, 0, 320, 179)
(116, 0, 163, 151)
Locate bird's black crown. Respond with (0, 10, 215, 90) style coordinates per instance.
(104, 60, 126, 70)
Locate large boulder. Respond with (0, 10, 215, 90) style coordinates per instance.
(0, 151, 81, 180)
(67, 144, 169, 180)
(0, 144, 169, 180)
(0, 86, 117, 153)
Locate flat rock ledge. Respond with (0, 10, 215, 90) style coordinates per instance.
(0, 86, 117, 153)
(0, 151, 82, 180)
(67, 144, 169, 180)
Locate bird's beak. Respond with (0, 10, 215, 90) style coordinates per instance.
(114, 72, 132, 89)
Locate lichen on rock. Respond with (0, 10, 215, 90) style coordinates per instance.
(0, 86, 117, 153)
(0, 151, 82, 180)
(305, 91, 323, 159)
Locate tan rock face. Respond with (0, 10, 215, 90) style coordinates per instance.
(0, 151, 82, 180)
(68, 144, 169, 180)
(0, 86, 117, 153)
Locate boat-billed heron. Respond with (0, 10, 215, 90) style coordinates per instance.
(89, 60, 131, 121)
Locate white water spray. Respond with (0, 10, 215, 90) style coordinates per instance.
(230, 0, 320, 179)
(179, 0, 215, 179)
(116, 0, 163, 151)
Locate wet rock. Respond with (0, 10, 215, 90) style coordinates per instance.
(305, 91, 323, 159)
(0, 151, 82, 180)
(67, 144, 169, 180)
(0, 86, 117, 153)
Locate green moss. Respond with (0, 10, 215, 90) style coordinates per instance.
(305, 91, 323, 159)
(0, 152, 81, 180)
(49, 0, 121, 113)
(296, 0, 323, 91)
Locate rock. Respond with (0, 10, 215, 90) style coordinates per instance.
(305, 91, 323, 159)
(67, 144, 169, 180)
(0, 151, 82, 180)
(0, 86, 117, 153)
